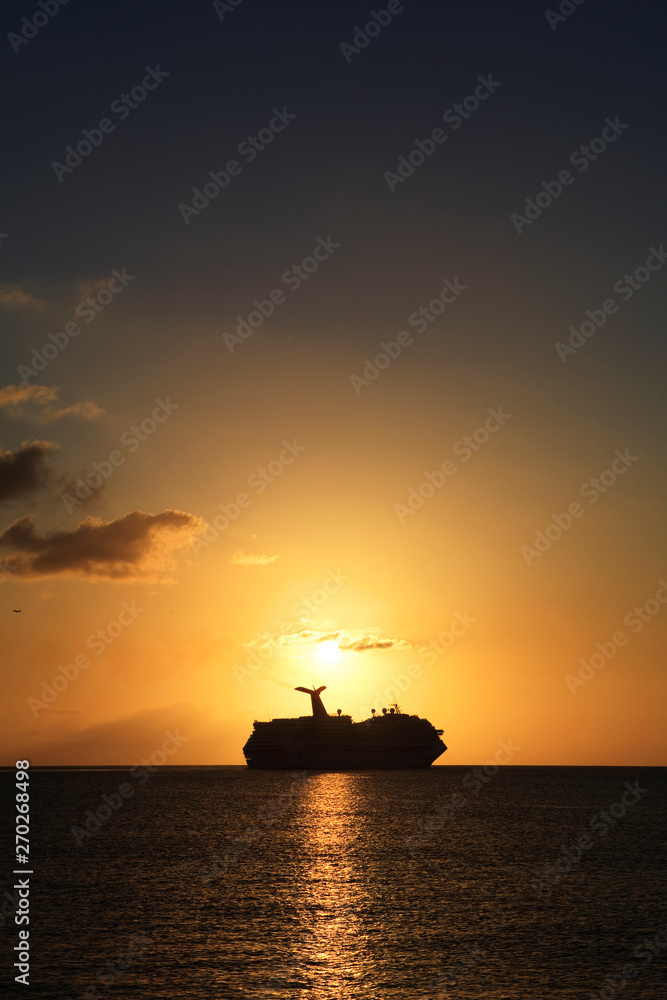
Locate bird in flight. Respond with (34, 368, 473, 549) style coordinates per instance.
(12, 609, 21, 613)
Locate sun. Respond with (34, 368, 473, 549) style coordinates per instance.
(317, 639, 341, 663)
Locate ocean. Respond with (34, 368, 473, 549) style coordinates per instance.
(1, 765, 665, 998)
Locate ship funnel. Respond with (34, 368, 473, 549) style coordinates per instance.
(295, 685, 328, 717)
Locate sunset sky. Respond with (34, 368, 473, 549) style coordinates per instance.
(1, 0, 665, 765)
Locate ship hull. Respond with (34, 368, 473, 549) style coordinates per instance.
(245, 749, 442, 770)
(243, 716, 447, 770)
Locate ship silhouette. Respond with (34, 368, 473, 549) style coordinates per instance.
(243, 685, 447, 769)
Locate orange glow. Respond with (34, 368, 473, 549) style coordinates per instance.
(1, 362, 664, 766)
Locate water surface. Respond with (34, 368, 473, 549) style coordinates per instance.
(1, 765, 665, 998)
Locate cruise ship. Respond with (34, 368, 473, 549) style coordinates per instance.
(242, 685, 447, 769)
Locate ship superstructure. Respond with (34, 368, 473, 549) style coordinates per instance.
(242, 685, 447, 769)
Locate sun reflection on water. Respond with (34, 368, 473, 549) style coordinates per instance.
(290, 773, 376, 997)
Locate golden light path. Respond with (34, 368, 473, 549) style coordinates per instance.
(292, 774, 374, 996)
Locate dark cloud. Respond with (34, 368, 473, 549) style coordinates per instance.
(0, 508, 204, 581)
(338, 637, 400, 651)
(0, 434, 105, 512)
(0, 439, 59, 502)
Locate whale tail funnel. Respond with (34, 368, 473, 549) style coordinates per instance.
(295, 685, 328, 717)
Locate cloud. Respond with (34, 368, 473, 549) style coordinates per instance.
(228, 550, 281, 566)
(243, 627, 414, 654)
(0, 440, 59, 502)
(0, 508, 204, 581)
(10, 703, 229, 766)
(74, 275, 114, 300)
(339, 635, 407, 651)
(0, 384, 103, 424)
(0, 285, 42, 309)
